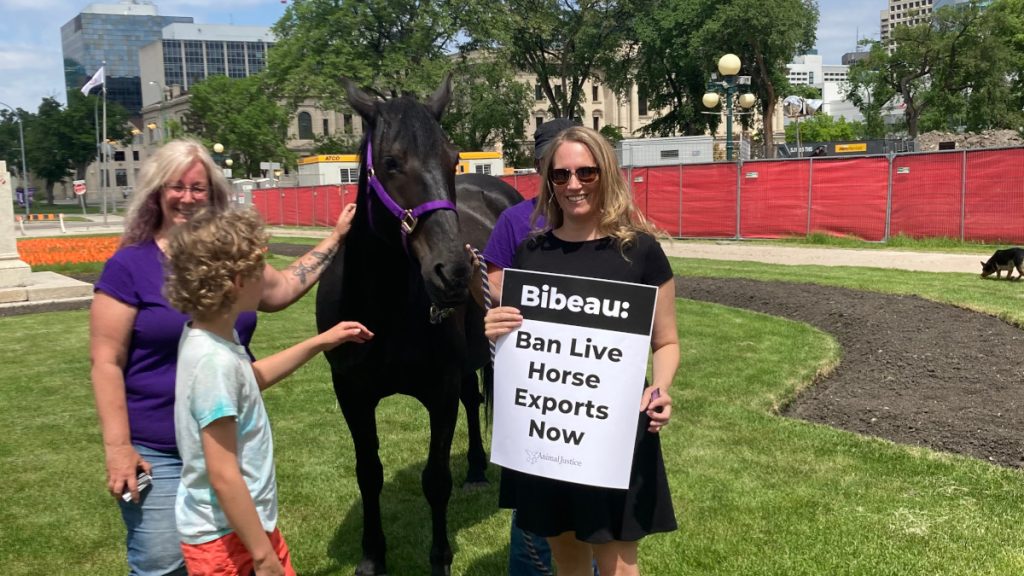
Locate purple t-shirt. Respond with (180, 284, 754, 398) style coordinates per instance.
(482, 198, 546, 270)
(95, 239, 257, 453)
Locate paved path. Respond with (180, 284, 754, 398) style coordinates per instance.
(15, 215, 986, 275)
(660, 241, 984, 275)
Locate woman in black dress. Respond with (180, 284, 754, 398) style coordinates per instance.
(484, 126, 679, 576)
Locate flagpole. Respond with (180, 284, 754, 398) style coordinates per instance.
(91, 96, 98, 217)
(101, 61, 108, 226)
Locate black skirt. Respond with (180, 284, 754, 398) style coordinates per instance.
(498, 411, 678, 543)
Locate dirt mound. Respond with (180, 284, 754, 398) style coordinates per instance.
(916, 129, 1023, 151)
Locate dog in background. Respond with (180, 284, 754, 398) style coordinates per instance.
(980, 247, 1024, 280)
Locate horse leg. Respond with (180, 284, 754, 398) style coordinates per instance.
(460, 368, 488, 487)
(422, 382, 460, 576)
(338, 390, 388, 576)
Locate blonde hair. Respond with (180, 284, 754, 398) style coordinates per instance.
(163, 208, 267, 320)
(122, 138, 231, 247)
(532, 126, 660, 248)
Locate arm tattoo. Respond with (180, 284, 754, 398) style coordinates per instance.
(289, 246, 337, 286)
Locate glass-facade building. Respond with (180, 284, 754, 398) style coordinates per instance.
(151, 24, 274, 98)
(61, 3, 192, 116)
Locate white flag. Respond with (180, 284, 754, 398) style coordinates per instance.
(80, 67, 105, 96)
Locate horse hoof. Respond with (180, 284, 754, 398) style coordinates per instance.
(462, 477, 489, 491)
(355, 558, 387, 576)
(430, 565, 452, 576)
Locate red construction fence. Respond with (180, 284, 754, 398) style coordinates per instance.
(254, 147, 1024, 244)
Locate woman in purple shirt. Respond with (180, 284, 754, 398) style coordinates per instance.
(89, 138, 355, 575)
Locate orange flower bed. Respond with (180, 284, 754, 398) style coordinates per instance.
(17, 236, 120, 266)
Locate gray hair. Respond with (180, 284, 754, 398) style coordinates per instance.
(121, 138, 231, 246)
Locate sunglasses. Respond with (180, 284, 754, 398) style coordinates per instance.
(548, 166, 600, 186)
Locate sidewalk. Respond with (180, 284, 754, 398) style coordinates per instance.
(660, 240, 983, 274)
(14, 212, 124, 238)
(13, 215, 985, 275)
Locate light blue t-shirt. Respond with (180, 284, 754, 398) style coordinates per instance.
(174, 325, 277, 545)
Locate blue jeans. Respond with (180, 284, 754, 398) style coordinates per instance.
(508, 510, 600, 576)
(509, 510, 553, 576)
(117, 445, 187, 576)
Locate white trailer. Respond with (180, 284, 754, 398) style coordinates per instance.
(616, 136, 717, 167)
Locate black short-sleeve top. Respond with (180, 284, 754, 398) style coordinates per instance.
(510, 231, 673, 294)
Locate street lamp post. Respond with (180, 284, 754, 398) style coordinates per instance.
(212, 143, 234, 178)
(0, 100, 30, 218)
(147, 81, 168, 143)
(703, 54, 756, 161)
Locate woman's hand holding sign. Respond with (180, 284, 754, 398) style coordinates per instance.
(484, 306, 523, 341)
(644, 387, 672, 433)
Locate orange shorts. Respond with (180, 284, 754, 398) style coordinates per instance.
(181, 527, 296, 576)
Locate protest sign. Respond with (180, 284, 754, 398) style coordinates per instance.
(491, 269, 657, 489)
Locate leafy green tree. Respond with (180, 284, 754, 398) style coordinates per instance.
(443, 56, 532, 157)
(469, 1, 637, 119)
(23, 93, 129, 204)
(0, 108, 29, 181)
(267, 0, 464, 108)
(846, 0, 1017, 138)
(313, 133, 361, 155)
(602, 0, 714, 136)
(599, 124, 626, 145)
(185, 76, 294, 178)
(784, 114, 863, 144)
(694, 0, 818, 157)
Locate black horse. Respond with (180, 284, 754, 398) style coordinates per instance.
(315, 77, 521, 576)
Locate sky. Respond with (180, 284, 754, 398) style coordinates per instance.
(0, 0, 886, 114)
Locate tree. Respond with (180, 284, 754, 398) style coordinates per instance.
(0, 108, 29, 181)
(602, 0, 716, 136)
(442, 55, 532, 162)
(694, 0, 818, 157)
(313, 133, 361, 155)
(185, 75, 294, 178)
(268, 0, 533, 162)
(469, 1, 638, 119)
(599, 124, 626, 145)
(784, 114, 863, 144)
(266, 0, 465, 108)
(23, 93, 129, 204)
(846, 0, 1016, 138)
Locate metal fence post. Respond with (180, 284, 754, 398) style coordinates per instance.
(807, 158, 814, 236)
(677, 163, 683, 238)
(960, 150, 967, 242)
(885, 152, 894, 241)
(735, 158, 742, 239)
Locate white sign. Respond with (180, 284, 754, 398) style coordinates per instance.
(73, 179, 87, 196)
(491, 269, 657, 489)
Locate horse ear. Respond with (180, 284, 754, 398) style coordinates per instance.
(425, 73, 453, 120)
(344, 78, 378, 122)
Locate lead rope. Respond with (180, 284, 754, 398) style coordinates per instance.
(473, 248, 496, 362)
(472, 248, 553, 576)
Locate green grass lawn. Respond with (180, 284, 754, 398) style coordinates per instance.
(3, 252, 1024, 574)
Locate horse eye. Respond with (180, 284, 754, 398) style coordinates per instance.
(383, 156, 401, 173)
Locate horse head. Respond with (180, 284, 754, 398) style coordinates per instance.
(346, 76, 470, 313)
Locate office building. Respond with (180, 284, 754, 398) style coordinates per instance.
(880, 0, 934, 43)
(138, 23, 275, 108)
(61, 1, 192, 116)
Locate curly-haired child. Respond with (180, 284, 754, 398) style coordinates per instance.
(164, 208, 373, 576)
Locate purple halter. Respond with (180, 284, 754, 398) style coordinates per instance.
(364, 138, 457, 242)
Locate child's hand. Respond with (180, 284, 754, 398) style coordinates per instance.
(484, 306, 522, 341)
(320, 321, 373, 350)
(253, 554, 286, 576)
(332, 203, 357, 241)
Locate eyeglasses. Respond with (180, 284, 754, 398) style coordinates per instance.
(548, 166, 600, 186)
(164, 184, 209, 197)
